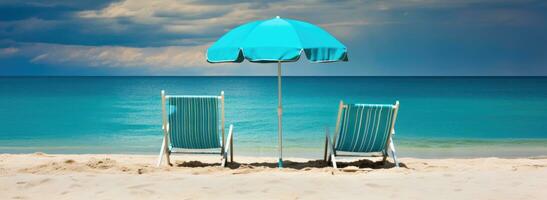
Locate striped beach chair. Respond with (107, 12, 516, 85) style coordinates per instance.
(324, 100, 400, 168)
(157, 90, 234, 167)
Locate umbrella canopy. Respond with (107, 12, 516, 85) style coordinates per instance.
(206, 16, 348, 168)
(207, 16, 348, 63)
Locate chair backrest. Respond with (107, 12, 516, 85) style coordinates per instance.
(162, 92, 224, 149)
(334, 101, 399, 153)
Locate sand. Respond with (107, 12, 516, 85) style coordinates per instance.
(1, 153, 546, 199)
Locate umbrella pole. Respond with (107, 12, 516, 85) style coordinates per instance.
(277, 61, 283, 168)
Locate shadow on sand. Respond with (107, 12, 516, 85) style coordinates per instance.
(175, 159, 406, 170)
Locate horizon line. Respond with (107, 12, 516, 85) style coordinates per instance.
(1, 75, 546, 78)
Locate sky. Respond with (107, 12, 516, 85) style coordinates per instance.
(0, 0, 546, 76)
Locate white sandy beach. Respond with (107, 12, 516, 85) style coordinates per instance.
(1, 153, 546, 199)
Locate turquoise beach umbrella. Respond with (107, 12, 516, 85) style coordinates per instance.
(207, 16, 348, 168)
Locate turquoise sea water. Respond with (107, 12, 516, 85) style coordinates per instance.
(0, 77, 546, 158)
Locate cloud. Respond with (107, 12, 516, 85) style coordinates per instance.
(6, 43, 210, 68)
(3, 0, 543, 47)
(0, 47, 19, 57)
(0, 0, 117, 21)
(76, 0, 375, 34)
(1, 0, 546, 75)
(79, 0, 232, 21)
(74, 0, 547, 43)
(0, 17, 59, 34)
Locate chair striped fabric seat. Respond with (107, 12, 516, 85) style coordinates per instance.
(167, 96, 221, 149)
(335, 104, 395, 153)
(157, 91, 234, 167)
(324, 101, 400, 168)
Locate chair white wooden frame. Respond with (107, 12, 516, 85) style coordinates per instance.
(324, 100, 400, 169)
(157, 90, 234, 167)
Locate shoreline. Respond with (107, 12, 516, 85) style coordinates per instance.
(1, 141, 546, 159)
(1, 153, 546, 199)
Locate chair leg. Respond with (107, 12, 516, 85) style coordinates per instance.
(221, 153, 227, 167)
(230, 136, 234, 163)
(221, 124, 234, 167)
(164, 140, 172, 166)
(331, 153, 338, 169)
(324, 135, 329, 162)
(382, 149, 388, 164)
(221, 143, 230, 167)
(389, 140, 399, 168)
(325, 127, 335, 166)
(157, 148, 164, 167)
(157, 136, 167, 167)
(165, 150, 172, 166)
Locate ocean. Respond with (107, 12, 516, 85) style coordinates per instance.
(1, 76, 546, 158)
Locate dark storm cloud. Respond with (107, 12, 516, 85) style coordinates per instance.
(0, 0, 230, 47)
(0, 0, 118, 21)
(0, 0, 546, 75)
